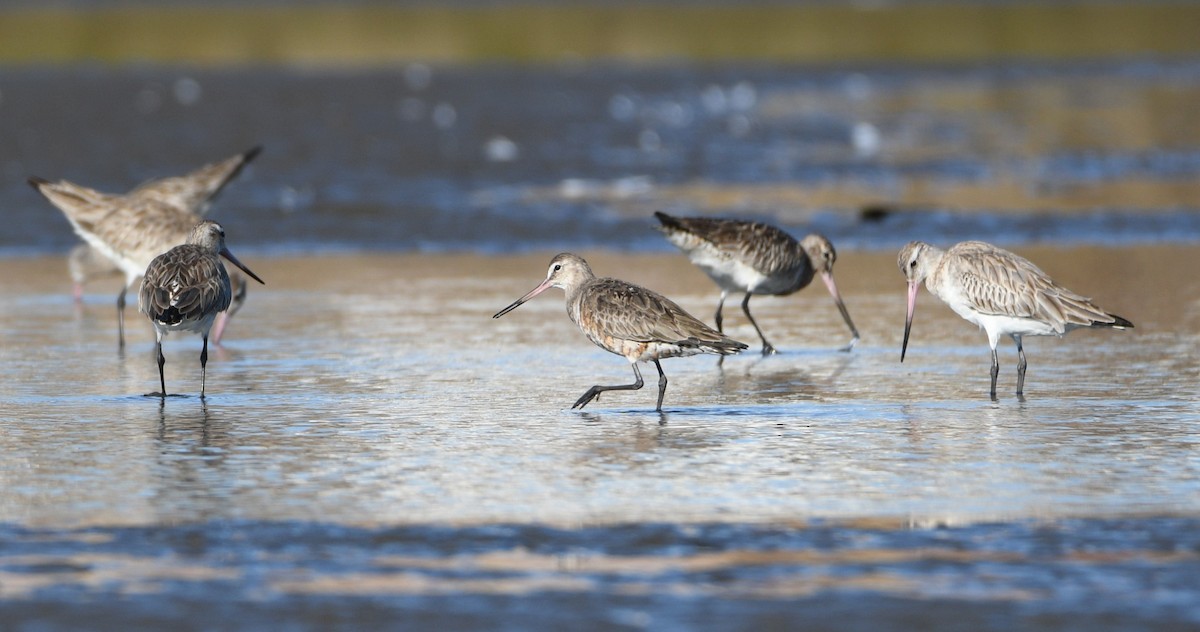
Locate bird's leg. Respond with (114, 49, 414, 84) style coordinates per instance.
(989, 347, 1000, 401)
(714, 291, 728, 332)
(741, 293, 776, 355)
(116, 286, 127, 349)
(653, 359, 668, 412)
(156, 334, 167, 397)
(1013, 334, 1027, 396)
(200, 334, 209, 398)
(572, 363, 644, 410)
(210, 312, 230, 346)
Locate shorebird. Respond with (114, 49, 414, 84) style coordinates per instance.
(898, 240, 1133, 398)
(654, 211, 859, 354)
(67, 243, 121, 303)
(139, 220, 264, 398)
(493, 253, 748, 412)
(67, 243, 250, 332)
(29, 146, 260, 347)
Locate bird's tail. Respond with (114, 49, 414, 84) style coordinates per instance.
(687, 336, 750, 356)
(1097, 313, 1134, 329)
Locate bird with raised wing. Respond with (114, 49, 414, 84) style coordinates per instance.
(29, 146, 260, 347)
(898, 240, 1132, 398)
(655, 211, 859, 355)
(139, 220, 265, 398)
(493, 253, 748, 412)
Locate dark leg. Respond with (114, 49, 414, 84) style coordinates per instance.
(156, 335, 167, 397)
(989, 347, 1000, 400)
(742, 293, 776, 355)
(572, 363, 645, 410)
(116, 286, 127, 349)
(653, 359, 668, 412)
(714, 291, 728, 332)
(200, 335, 209, 398)
(1013, 335, 1027, 396)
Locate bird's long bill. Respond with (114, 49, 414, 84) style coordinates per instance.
(901, 280, 919, 362)
(820, 271, 860, 348)
(493, 277, 554, 318)
(220, 248, 265, 285)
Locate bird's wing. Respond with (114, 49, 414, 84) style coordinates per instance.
(656, 213, 799, 276)
(581, 278, 728, 345)
(139, 246, 232, 324)
(949, 241, 1117, 331)
(131, 146, 261, 214)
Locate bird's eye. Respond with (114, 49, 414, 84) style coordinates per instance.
(909, 259, 917, 268)
(552, 264, 562, 272)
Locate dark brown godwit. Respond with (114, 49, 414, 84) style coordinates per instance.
(655, 211, 859, 355)
(138, 220, 264, 398)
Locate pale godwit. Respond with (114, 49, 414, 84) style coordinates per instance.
(139, 220, 264, 398)
(654, 212, 859, 354)
(898, 240, 1133, 398)
(493, 253, 748, 412)
(67, 243, 121, 303)
(29, 146, 260, 347)
(130, 146, 261, 215)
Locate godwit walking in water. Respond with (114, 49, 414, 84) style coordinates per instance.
(654, 212, 859, 354)
(139, 220, 264, 398)
(493, 253, 748, 412)
(29, 146, 260, 347)
(898, 240, 1133, 398)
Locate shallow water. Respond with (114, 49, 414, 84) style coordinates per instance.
(5, 60, 1200, 256)
(4, 52, 1200, 629)
(1, 247, 1198, 629)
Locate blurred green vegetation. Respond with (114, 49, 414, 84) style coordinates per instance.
(1, 3, 1198, 65)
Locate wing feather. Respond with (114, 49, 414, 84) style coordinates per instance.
(139, 245, 232, 326)
(581, 278, 734, 347)
(946, 241, 1122, 332)
(657, 214, 800, 277)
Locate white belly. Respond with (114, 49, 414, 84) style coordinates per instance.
(688, 249, 769, 293)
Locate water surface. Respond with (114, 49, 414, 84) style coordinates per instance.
(3, 55, 1200, 629)
(1, 247, 1198, 628)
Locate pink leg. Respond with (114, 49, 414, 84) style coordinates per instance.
(210, 311, 231, 345)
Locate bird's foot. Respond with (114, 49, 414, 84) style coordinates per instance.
(838, 336, 860, 353)
(761, 344, 778, 356)
(572, 388, 601, 410)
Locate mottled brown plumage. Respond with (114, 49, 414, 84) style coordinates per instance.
(654, 211, 859, 354)
(494, 253, 747, 412)
(29, 146, 261, 346)
(138, 220, 264, 398)
(899, 240, 1133, 398)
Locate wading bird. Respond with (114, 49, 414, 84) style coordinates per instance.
(30, 146, 260, 346)
(139, 220, 264, 398)
(655, 212, 859, 354)
(898, 240, 1132, 398)
(493, 253, 748, 412)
